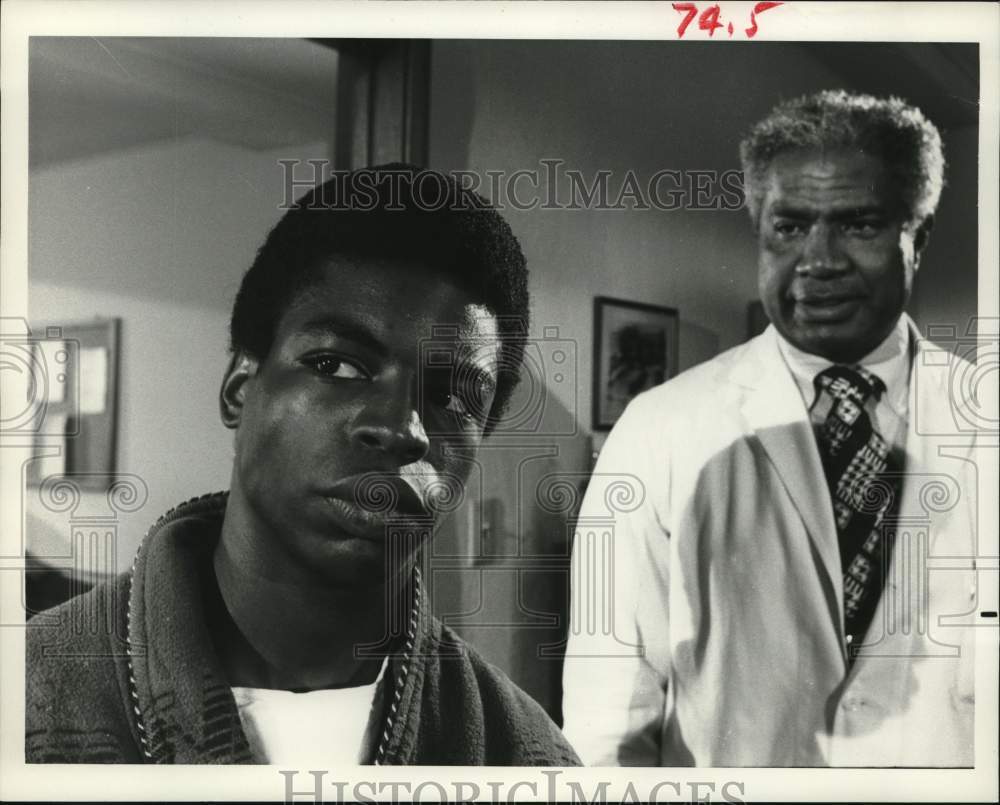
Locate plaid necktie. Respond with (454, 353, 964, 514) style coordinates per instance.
(812, 365, 900, 662)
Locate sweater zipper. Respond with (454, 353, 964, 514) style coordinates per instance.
(373, 565, 421, 765)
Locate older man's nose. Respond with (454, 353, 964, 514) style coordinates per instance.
(797, 223, 849, 276)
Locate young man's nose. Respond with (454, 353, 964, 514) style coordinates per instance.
(796, 222, 849, 277)
(350, 383, 431, 467)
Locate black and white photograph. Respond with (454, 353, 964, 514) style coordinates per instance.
(1, 2, 997, 802)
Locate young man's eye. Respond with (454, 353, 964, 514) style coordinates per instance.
(434, 390, 476, 421)
(428, 383, 486, 424)
(303, 354, 368, 379)
(447, 394, 472, 418)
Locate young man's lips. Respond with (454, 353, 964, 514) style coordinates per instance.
(314, 474, 433, 539)
(317, 494, 431, 540)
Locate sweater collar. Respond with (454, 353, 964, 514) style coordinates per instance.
(126, 492, 427, 764)
(127, 492, 252, 763)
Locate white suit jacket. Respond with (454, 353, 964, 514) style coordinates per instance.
(562, 321, 979, 767)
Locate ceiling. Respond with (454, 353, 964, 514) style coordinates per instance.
(29, 37, 339, 167)
(28, 39, 979, 171)
(799, 41, 979, 129)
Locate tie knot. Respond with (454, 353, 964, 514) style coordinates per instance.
(814, 364, 886, 406)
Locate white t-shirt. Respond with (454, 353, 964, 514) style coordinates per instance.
(231, 659, 388, 765)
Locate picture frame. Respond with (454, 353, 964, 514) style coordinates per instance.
(592, 296, 678, 431)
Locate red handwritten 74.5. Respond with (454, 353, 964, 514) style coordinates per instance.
(672, 2, 783, 39)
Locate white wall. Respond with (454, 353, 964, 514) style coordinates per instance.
(908, 124, 980, 344)
(28, 136, 328, 572)
(425, 40, 979, 715)
(425, 42, 854, 709)
(429, 42, 849, 421)
(429, 41, 979, 432)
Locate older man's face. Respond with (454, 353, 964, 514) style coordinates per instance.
(756, 148, 928, 363)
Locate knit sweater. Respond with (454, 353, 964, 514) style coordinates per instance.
(25, 492, 581, 766)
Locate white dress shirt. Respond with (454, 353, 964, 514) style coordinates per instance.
(775, 315, 912, 452)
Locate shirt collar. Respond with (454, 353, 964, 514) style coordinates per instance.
(775, 315, 912, 417)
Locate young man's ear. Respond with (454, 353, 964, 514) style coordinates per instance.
(219, 351, 260, 429)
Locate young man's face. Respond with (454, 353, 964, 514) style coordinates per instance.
(756, 148, 929, 363)
(222, 256, 501, 587)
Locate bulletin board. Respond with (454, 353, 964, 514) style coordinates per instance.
(27, 318, 121, 490)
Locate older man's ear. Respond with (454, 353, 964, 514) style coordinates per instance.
(912, 215, 934, 270)
(219, 351, 259, 429)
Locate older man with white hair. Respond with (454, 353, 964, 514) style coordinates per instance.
(562, 90, 978, 767)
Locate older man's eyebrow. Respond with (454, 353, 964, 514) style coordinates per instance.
(770, 203, 888, 219)
(768, 202, 814, 218)
(296, 316, 388, 356)
(828, 205, 890, 220)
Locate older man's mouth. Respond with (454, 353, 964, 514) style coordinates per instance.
(793, 292, 863, 322)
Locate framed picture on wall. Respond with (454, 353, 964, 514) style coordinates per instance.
(593, 296, 678, 431)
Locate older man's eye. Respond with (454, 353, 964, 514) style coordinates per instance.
(843, 220, 884, 237)
(773, 220, 807, 237)
(303, 354, 368, 379)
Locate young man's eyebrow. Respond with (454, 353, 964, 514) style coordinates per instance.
(296, 316, 388, 355)
(424, 356, 497, 394)
(298, 317, 498, 391)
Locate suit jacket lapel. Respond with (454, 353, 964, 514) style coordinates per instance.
(734, 328, 845, 635)
(898, 318, 962, 552)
